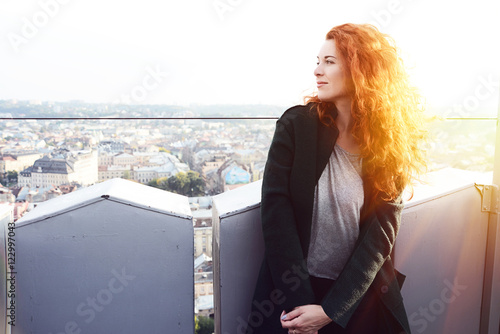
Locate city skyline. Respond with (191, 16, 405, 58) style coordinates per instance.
(0, 0, 499, 115)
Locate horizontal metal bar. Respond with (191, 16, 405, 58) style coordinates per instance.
(0, 117, 281, 120)
(0, 116, 496, 121)
(443, 117, 497, 121)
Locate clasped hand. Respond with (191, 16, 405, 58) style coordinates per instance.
(280, 304, 332, 334)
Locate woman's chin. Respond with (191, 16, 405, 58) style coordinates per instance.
(317, 96, 333, 103)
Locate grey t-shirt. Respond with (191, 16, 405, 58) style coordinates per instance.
(306, 144, 364, 280)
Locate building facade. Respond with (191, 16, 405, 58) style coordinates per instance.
(194, 226, 212, 258)
(28, 151, 98, 187)
(0, 152, 44, 174)
(98, 165, 131, 182)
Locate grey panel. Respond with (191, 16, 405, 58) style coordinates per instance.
(0, 206, 13, 333)
(215, 206, 264, 334)
(213, 169, 490, 334)
(13, 199, 193, 334)
(396, 185, 488, 334)
(213, 181, 264, 334)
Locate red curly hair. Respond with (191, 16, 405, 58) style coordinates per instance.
(307, 23, 426, 201)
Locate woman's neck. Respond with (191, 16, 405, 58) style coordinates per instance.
(334, 99, 360, 154)
(334, 99, 353, 135)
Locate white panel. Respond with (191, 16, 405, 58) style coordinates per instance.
(214, 180, 262, 217)
(17, 178, 191, 225)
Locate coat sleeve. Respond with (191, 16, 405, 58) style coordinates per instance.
(260, 118, 316, 312)
(320, 194, 404, 328)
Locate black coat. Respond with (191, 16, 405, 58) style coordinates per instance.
(249, 104, 411, 333)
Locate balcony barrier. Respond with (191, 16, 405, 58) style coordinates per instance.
(212, 168, 497, 334)
(212, 180, 264, 334)
(3, 178, 194, 334)
(1, 168, 499, 334)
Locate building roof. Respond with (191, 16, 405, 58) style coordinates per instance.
(58, 184, 78, 194)
(135, 166, 157, 172)
(33, 156, 73, 174)
(233, 149, 256, 155)
(9, 151, 41, 157)
(114, 152, 134, 158)
(19, 166, 33, 176)
(16, 185, 55, 201)
(194, 253, 212, 270)
(192, 209, 212, 220)
(195, 271, 213, 283)
(10, 187, 23, 197)
(195, 295, 214, 311)
(189, 196, 212, 209)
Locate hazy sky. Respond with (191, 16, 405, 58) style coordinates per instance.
(1, 0, 499, 115)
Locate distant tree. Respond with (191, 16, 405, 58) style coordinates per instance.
(148, 179, 159, 188)
(173, 171, 205, 197)
(7, 170, 17, 183)
(166, 174, 182, 192)
(122, 170, 131, 180)
(195, 316, 200, 333)
(195, 316, 214, 334)
(147, 171, 205, 196)
(148, 177, 167, 189)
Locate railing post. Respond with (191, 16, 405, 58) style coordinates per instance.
(480, 83, 500, 334)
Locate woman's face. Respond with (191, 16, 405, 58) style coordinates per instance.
(314, 39, 350, 104)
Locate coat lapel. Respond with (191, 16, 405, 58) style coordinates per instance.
(294, 104, 339, 255)
(315, 107, 339, 182)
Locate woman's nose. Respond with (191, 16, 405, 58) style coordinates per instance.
(314, 64, 322, 77)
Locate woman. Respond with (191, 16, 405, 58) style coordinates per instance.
(248, 23, 426, 334)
